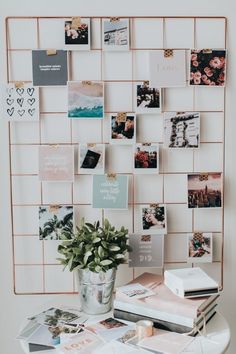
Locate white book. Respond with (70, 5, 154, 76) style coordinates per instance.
(164, 267, 219, 298)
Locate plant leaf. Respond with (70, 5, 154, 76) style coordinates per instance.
(100, 259, 113, 266)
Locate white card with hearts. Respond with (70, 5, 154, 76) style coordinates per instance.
(1, 83, 39, 121)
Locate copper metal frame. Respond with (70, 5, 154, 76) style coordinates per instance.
(5, 15, 227, 295)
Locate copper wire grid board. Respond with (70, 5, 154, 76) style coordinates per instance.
(5, 16, 226, 294)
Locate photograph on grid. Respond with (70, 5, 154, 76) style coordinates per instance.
(136, 82, 161, 113)
(102, 18, 129, 51)
(64, 18, 90, 50)
(39, 205, 73, 240)
(32, 50, 68, 86)
(187, 232, 213, 263)
(187, 173, 222, 209)
(1, 83, 39, 121)
(110, 113, 136, 144)
(163, 112, 200, 148)
(128, 234, 164, 268)
(149, 50, 186, 88)
(68, 81, 104, 118)
(79, 143, 105, 174)
(92, 174, 128, 209)
(39, 145, 74, 182)
(140, 204, 167, 235)
(190, 49, 226, 87)
(133, 143, 159, 174)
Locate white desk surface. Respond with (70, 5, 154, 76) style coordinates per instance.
(20, 294, 230, 354)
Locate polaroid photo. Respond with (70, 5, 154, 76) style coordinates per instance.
(163, 112, 200, 149)
(64, 18, 90, 50)
(116, 283, 155, 300)
(39, 205, 73, 240)
(39, 145, 74, 182)
(68, 81, 104, 119)
(140, 204, 167, 235)
(187, 232, 213, 263)
(78, 144, 105, 174)
(1, 83, 39, 121)
(190, 49, 226, 87)
(85, 318, 127, 334)
(102, 18, 129, 51)
(92, 174, 128, 209)
(187, 173, 222, 209)
(28, 308, 79, 326)
(110, 113, 136, 144)
(32, 50, 68, 86)
(149, 50, 186, 88)
(133, 143, 159, 174)
(128, 234, 164, 268)
(136, 82, 161, 114)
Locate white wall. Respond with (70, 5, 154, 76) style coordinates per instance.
(0, 0, 235, 353)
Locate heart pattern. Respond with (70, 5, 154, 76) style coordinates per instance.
(28, 109, 35, 116)
(17, 109, 25, 116)
(27, 88, 35, 96)
(27, 98, 35, 106)
(7, 108, 14, 116)
(16, 88, 24, 96)
(6, 98, 14, 105)
(17, 98, 24, 107)
(7, 88, 14, 96)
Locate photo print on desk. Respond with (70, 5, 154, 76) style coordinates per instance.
(149, 50, 186, 87)
(39, 205, 73, 240)
(32, 50, 68, 86)
(68, 81, 104, 118)
(102, 18, 129, 50)
(187, 173, 222, 208)
(79, 143, 105, 174)
(136, 81, 161, 113)
(128, 234, 164, 268)
(64, 17, 90, 50)
(134, 143, 159, 174)
(187, 232, 213, 263)
(190, 49, 226, 86)
(140, 204, 167, 235)
(92, 174, 128, 209)
(110, 113, 136, 144)
(1, 83, 39, 121)
(39, 145, 74, 182)
(163, 112, 200, 148)
(28, 307, 79, 326)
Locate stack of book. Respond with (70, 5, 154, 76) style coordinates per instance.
(114, 272, 219, 335)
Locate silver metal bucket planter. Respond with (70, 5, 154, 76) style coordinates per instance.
(76, 268, 116, 315)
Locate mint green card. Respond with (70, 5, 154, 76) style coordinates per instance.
(92, 175, 128, 209)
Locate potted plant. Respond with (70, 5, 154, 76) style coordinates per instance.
(57, 218, 131, 314)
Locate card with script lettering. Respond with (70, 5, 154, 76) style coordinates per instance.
(32, 50, 68, 86)
(128, 234, 164, 268)
(149, 50, 186, 87)
(59, 331, 103, 354)
(39, 145, 74, 182)
(92, 175, 128, 209)
(79, 144, 105, 174)
(1, 83, 39, 121)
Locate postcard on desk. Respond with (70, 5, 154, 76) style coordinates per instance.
(32, 50, 68, 86)
(1, 83, 39, 121)
(116, 283, 156, 300)
(149, 50, 186, 88)
(64, 18, 90, 50)
(58, 331, 103, 354)
(28, 307, 79, 326)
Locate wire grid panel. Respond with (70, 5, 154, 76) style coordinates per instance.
(5, 16, 226, 294)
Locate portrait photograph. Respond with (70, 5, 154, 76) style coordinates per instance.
(102, 18, 129, 50)
(136, 82, 161, 114)
(134, 143, 159, 174)
(64, 18, 90, 50)
(164, 112, 200, 148)
(140, 204, 167, 235)
(187, 173, 222, 209)
(187, 232, 213, 263)
(110, 113, 136, 144)
(79, 144, 105, 174)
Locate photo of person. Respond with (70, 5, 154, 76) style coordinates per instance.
(102, 18, 129, 50)
(136, 82, 161, 113)
(188, 173, 222, 209)
(85, 318, 127, 334)
(64, 18, 90, 50)
(187, 233, 213, 263)
(141, 204, 167, 235)
(110, 113, 136, 144)
(164, 112, 200, 148)
(79, 144, 105, 174)
(134, 143, 159, 174)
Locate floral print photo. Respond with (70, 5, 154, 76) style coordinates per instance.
(190, 49, 226, 86)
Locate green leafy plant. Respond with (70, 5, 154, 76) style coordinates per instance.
(57, 218, 131, 273)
